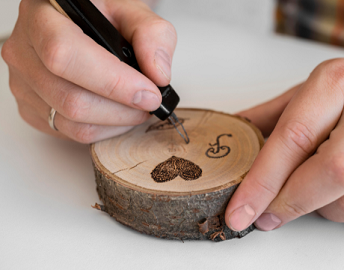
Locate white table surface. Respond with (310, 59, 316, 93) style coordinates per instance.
(1, 13, 344, 270)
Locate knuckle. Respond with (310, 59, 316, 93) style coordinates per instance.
(324, 153, 344, 187)
(138, 17, 177, 43)
(316, 58, 344, 89)
(151, 19, 177, 40)
(254, 178, 279, 197)
(41, 37, 74, 77)
(279, 121, 317, 155)
(1, 39, 16, 66)
(18, 0, 30, 17)
(103, 75, 124, 100)
(73, 124, 97, 144)
(158, 19, 177, 36)
(59, 91, 87, 121)
(280, 199, 308, 218)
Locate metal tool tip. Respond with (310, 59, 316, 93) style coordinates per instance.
(168, 113, 190, 144)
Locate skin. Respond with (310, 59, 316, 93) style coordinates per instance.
(1, 0, 177, 143)
(226, 60, 344, 230)
(2, 0, 344, 231)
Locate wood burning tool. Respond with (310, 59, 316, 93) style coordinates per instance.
(49, 0, 190, 144)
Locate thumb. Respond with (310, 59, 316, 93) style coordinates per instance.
(133, 19, 177, 86)
(107, 0, 177, 86)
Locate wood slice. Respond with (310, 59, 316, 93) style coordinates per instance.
(90, 108, 264, 241)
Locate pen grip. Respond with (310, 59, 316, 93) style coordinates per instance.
(49, 0, 179, 120)
(50, 0, 139, 68)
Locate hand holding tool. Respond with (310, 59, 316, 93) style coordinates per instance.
(49, 0, 189, 144)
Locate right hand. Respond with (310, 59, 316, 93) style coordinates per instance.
(1, 0, 177, 143)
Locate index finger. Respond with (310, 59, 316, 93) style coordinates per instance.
(225, 59, 344, 231)
(26, 0, 167, 112)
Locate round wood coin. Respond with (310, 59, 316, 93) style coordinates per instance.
(91, 108, 264, 241)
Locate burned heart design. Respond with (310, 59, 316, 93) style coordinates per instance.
(151, 156, 202, 183)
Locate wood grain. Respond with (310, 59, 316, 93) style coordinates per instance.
(91, 108, 264, 241)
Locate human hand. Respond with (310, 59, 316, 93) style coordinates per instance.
(225, 59, 344, 231)
(1, 0, 176, 143)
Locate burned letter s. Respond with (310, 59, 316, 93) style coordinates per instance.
(206, 134, 232, 159)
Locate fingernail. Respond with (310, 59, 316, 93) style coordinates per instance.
(132, 90, 160, 111)
(255, 213, 281, 231)
(228, 204, 256, 231)
(154, 49, 171, 81)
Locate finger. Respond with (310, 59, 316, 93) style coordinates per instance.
(17, 100, 68, 139)
(9, 65, 136, 142)
(8, 35, 152, 126)
(236, 83, 301, 137)
(27, 0, 162, 112)
(255, 114, 344, 230)
(67, 0, 176, 85)
(103, 0, 177, 86)
(54, 113, 134, 144)
(8, 67, 50, 121)
(225, 59, 344, 231)
(317, 196, 344, 223)
(8, 65, 67, 138)
(17, 100, 133, 143)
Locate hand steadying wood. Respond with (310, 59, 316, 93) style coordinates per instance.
(91, 109, 264, 241)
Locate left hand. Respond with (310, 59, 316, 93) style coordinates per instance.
(225, 58, 344, 231)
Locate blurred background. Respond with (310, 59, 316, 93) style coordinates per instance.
(0, 0, 21, 41)
(0, 0, 275, 41)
